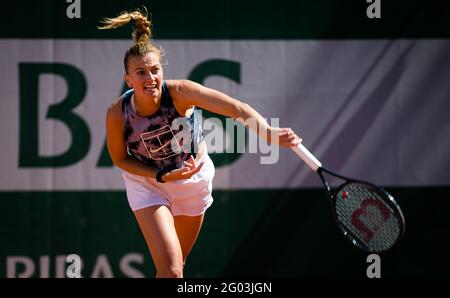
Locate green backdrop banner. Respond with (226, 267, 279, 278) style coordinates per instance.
(1, 187, 449, 277)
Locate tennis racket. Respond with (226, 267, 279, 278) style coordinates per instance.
(292, 143, 405, 253)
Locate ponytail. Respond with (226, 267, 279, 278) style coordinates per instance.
(98, 7, 163, 72)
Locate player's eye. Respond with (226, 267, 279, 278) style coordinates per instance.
(137, 70, 145, 75)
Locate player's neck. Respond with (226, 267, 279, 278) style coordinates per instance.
(133, 93, 161, 117)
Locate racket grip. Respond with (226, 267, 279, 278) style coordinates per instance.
(291, 144, 322, 172)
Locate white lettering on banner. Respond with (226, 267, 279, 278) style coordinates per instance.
(91, 255, 114, 278)
(6, 257, 34, 278)
(119, 253, 145, 278)
(5, 253, 145, 278)
(40, 256, 49, 278)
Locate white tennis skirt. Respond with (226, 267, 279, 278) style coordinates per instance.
(122, 153, 215, 216)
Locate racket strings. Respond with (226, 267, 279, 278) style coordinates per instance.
(339, 187, 399, 248)
(345, 190, 399, 243)
(334, 183, 401, 252)
(337, 198, 398, 250)
(342, 187, 400, 250)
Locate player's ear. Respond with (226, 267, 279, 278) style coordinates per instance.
(124, 73, 132, 88)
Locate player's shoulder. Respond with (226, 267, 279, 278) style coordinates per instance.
(166, 79, 202, 95)
(107, 96, 123, 119)
(165, 79, 182, 92)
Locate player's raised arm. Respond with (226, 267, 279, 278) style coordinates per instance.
(168, 79, 302, 148)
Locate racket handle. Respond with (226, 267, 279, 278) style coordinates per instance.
(291, 144, 322, 172)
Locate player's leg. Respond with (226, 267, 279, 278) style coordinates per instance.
(134, 205, 184, 278)
(170, 153, 213, 265)
(174, 214, 205, 265)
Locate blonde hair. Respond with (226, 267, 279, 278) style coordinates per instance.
(98, 8, 164, 72)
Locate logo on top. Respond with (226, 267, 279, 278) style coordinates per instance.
(140, 125, 183, 160)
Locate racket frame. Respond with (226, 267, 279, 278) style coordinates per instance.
(292, 144, 406, 253)
(318, 167, 406, 253)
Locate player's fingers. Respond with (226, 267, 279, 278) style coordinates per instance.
(163, 167, 186, 181)
(183, 160, 193, 168)
(278, 128, 290, 135)
(182, 162, 204, 178)
(183, 156, 194, 168)
(286, 134, 299, 141)
(173, 167, 191, 176)
(291, 137, 302, 146)
(279, 134, 302, 147)
(190, 162, 204, 176)
(280, 134, 295, 142)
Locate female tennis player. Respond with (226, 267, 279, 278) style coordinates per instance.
(100, 9, 301, 278)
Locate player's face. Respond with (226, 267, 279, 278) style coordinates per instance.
(125, 52, 163, 102)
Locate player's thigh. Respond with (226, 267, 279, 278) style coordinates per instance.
(174, 214, 205, 261)
(134, 205, 183, 269)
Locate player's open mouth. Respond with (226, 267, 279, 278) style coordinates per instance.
(144, 84, 157, 91)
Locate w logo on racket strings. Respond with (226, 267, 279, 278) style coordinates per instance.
(333, 181, 403, 253)
(351, 197, 391, 242)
